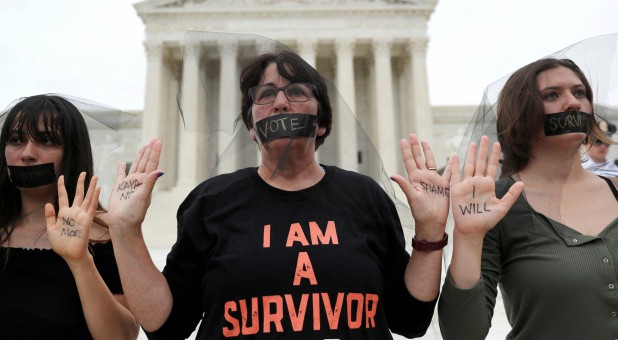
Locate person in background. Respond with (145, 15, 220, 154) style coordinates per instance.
(438, 54, 618, 339)
(583, 120, 618, 176)
(106, 42, 450, 339)
(0, 94, 139, 339)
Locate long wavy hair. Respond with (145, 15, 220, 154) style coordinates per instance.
(497, 58, 610, 177)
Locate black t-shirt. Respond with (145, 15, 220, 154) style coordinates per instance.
(0, 242, 123, 340)
(148, 166, 436, 339)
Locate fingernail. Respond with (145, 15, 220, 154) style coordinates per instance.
(157, 172, 165, 178)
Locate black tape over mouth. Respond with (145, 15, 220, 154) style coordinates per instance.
(8, 163, 56, 188)
(543, 111, 590, 136)
(254, 113, 317, 144)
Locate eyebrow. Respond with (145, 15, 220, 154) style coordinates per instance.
(539, 84, 585, 92)
(259, 82, 282, 87)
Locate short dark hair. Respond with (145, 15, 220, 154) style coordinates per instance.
(0, 94, 95, 242)
(497, 58, 606, 177)
(239, 51, 332, 149)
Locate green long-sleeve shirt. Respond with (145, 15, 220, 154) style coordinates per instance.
(438, 177, 618, 340)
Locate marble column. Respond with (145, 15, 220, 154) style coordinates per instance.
(142, 41, 177, 190)
(372, 38, 398, 176)
(218, 40, 239, 174)
(177, 42, 203, 188)
(297, 37, 317, 68)
(142, 42, 165, 144)
(335, 37, 358, 171)
(409, 38, 434, 146)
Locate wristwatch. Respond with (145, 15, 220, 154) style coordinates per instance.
(412, 233, 448, 251)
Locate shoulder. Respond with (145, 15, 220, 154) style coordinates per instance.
(324, 165, 380, 186)
(179, 168, 256, 210)
(90, 211, 111, 242)
(193, 168, 254, 194)
(322, 165, 393, 205)
(602, 174, 618, 189)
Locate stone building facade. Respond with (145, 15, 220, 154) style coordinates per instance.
(130, 0, 477, 247)
(133, 0, 450, 185)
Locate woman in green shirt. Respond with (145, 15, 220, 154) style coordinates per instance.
(438, 34, 618, 339)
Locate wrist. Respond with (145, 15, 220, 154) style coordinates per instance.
(453, 228, 486, 244)
(413, 223, 446, 241)
(65, 253, 95, 271)
(412, 232, 448, 251)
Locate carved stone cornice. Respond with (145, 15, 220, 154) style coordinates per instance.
(143, 0, 435, 7)
(135, 0, 436, 18)
(135, 0, 435, 41)
(140, 13, 431, 38)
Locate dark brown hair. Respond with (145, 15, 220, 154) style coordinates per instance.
(0, 95, 101, 245)
(239, 50, 332, 149)
(497, 58, 609, 177)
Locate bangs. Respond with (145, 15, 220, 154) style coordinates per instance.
(12, 108, 63, 145)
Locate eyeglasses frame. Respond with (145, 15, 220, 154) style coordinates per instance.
(248, 82, 319, 105)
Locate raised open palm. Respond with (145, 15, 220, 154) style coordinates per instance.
(107, 138, 162, 231)
(391, 134, 452, 239)
(450, 136, 523, 236)
(46, 173, 100, 264)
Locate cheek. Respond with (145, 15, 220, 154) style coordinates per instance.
(293, 100, 319, 114)
(309, 100, 319, 114)
(251, 105, 268, 122)
(542, 102, 557, 115)
(4, 147, 20, 164)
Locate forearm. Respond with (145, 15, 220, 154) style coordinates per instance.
(439, 228, 499, 340)
(67, 257, 139, 340)
(438, 269, 492, 340)
(449, 229, 485, 289)
(405, 249, 442, 301)
(110, 229, 173, 332)
(404, 229, 444, 301)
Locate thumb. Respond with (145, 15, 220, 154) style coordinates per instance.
(390, 175, 415, 202)
(498, 181, 524, 213)
(141, 171, 164, 195)
(44, 203, 57, 232)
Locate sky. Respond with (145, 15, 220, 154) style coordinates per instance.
(0, 0, 617, 111)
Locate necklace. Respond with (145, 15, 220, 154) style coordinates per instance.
(19, 205, 46, 219)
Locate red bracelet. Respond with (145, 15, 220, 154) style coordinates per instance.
(412, 233, 448, 251)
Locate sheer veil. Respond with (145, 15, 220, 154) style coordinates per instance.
(176, 30, 415, 233)
(0, 94, 137, 209)
(444, 33, 618, 264)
